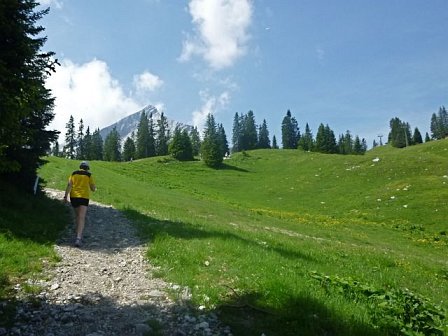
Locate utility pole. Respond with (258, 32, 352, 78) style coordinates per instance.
(377, 134, 383, 146)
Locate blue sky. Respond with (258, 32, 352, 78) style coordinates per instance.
(40, 0, 448, 147)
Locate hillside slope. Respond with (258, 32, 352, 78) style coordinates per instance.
(39, 140, 448, 335)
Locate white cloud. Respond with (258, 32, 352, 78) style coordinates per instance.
(192, 90, 230, 131)
(39, 0, 63, 9)
(46, 59, 146, 141)
(133, 71, 164, 95)
(180, 0, 253, 70)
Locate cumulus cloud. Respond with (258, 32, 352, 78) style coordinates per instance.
(46, 59, 159, 141)
(180, 0, 253, 70)
(192, 90, 230, 131)
(133, 71, 164, 95)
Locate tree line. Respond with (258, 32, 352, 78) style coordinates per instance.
(57, 105, 448, 169)
(386, 106, 448, 149)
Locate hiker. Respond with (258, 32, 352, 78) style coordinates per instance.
(63, 161, 96, 247)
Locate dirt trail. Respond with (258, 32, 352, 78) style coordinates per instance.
(3, 189, 231, 336)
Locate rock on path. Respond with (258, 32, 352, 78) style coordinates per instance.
(2, 189, 232, 336)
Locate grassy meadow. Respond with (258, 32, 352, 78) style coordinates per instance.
(7, 140, 448, 334)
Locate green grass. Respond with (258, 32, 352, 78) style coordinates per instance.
(34, 140, 448, 335)
(0, 180, 69, 327)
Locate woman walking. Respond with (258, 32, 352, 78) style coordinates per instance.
(64, 161, 96, 247)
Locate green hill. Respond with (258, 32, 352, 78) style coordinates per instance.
(29, 141, 448, 334)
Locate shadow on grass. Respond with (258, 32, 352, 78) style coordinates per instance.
(0, 183, 68, 245)
(123, 208, 316, 262)
(218, 291, 383, 336)
(219, 163, 249, 173)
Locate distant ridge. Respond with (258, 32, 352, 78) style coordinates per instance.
(100, 105, 192, 142)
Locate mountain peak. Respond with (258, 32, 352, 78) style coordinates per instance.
(99, 105, 192, 142)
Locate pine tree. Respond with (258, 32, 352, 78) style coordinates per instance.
(103, 127, 121, 161)
(83, 126, 93, 160)
(324, 125, 337, 153)
(281, 110, 299, 149)
(156, 112, 169, 156)
(190, 126, 201, 156)
(315, 124, 337, 153)
(388, 117, 410, 148)
(217, 123, 229, 157)
(272, 135, 279, 149)
(298, 123, 313, 151)
(169, 127, 193, 161)
(0, 0, 59, 190)
(242, 110, 258, 150)
(136, 111, 149, 159)
(63, 115, 76, 159)
(338, 131, 353, 154)
(425, 132, 431, 142)
(257, 119, 270, 149)
(122, 134, 136, 161)
(76, 119, 85, 159)
(91, 128, 103, 160)
(353, 136, 363, 154)
(232, 112, 242, 152)
(430, 107, 448, 140)
(412, 127, 423, 144)
(201, 114, 222, 168)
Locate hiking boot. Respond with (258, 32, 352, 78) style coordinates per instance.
(74, 238, 82, 248)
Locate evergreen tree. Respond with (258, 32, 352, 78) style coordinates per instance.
(361, 138, 368, 153)
(103, 127, 121, 161)
(353, 136, 363, 154)
(52, 139, 60, 157)
(201, 114, 222, 168)
(169, 127, 193, 161)
(136, 111, 149, 159)
(298, 123, 313, 151)
(241, 110, 258, 150)
(122, 134, 136, 161)
(76, 119, 85, 159)
(83, 126, 93, 160)
(272, 135, 279, 149)
(425, 132, 431, 142)
(217, 123, 230, 157)
(257, 119, 271, 149)
(0, 0, 59, 190)
(430, 106, 448, 140)
(190, 126, 201, 156)
(156, 112, 169, 156)
(281, 110, 299, 149)
(315, 124, 337, 153)
(91, 128, 103, 160)
(147, 113, 156, 157)
(324, 125, 337, 153)
(63, 115, 76, 159)
(372, 139, 378, 148)
(388, 117, 410, 148)
(412, 127, 423, 144)
(338, 130, 353, 154)
(232, 112, 242, 152)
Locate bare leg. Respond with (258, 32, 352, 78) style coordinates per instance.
(75, 205, 88, 239)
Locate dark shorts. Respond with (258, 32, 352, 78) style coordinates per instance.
(70, 197, 89, 208)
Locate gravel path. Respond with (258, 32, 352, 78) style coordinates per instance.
(2, 189, 232, 336)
